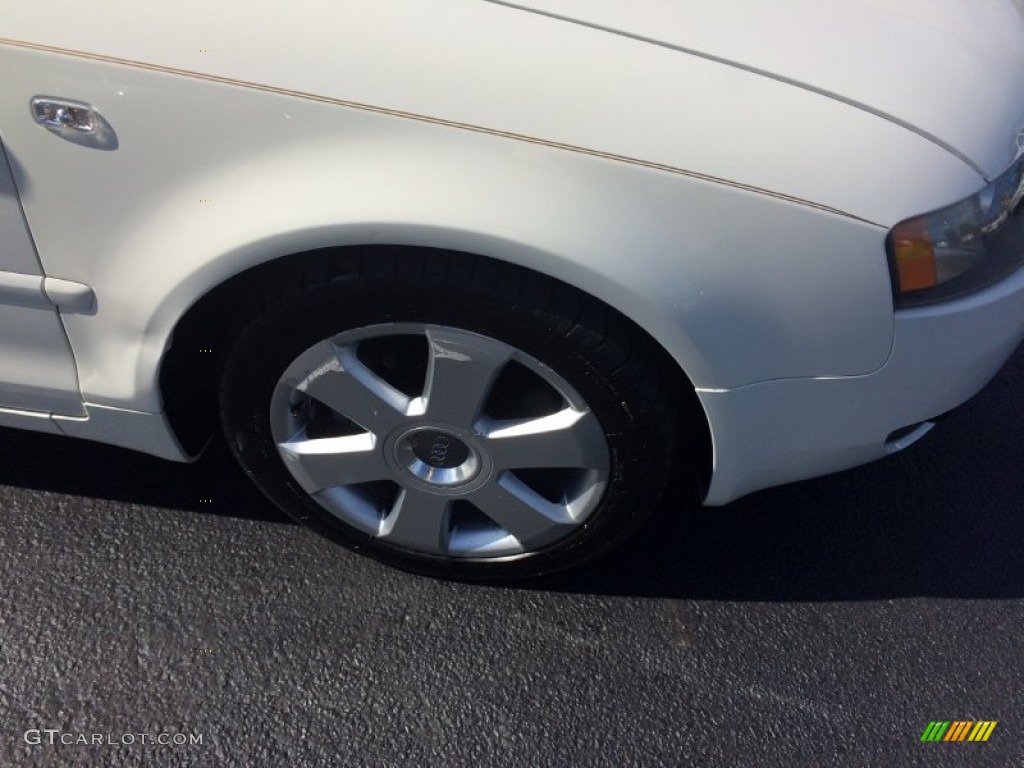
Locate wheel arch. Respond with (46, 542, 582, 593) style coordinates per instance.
(158, 242, 714, 494)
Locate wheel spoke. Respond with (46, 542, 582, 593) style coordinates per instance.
(378, 487, 451, 553)
(315, 484, 388, 535)
(482, 408, 607, 471)
(468, 473, 575, 549)
(297, 342, 413, 435)
(421, 327, 512, 428)
(278, 433, 388, 493)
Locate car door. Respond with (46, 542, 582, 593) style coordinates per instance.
(0, 137, 84, 415)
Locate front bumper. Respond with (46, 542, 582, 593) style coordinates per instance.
(699, 262, 1024, 505)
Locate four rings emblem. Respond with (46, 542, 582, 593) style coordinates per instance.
(428, 435, 450, 466)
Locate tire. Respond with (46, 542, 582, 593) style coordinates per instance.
(219, 248, 686, 580)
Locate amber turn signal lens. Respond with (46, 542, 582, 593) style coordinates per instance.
(892, 220, 938, 292)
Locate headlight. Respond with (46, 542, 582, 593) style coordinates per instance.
(888, 154, 1024, 307)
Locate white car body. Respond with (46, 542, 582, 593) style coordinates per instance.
(2, 0, 1024, 505)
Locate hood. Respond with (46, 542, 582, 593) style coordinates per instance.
(494, 0, 1024, 178)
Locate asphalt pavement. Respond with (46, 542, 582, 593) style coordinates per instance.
(1, 344, 1022, 767)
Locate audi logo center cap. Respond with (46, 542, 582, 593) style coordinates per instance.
(409, 430, 471, 469)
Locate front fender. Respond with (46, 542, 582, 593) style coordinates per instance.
(2, 47, 899, 413)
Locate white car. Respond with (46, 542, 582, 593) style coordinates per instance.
(2, 1, 1023, 579)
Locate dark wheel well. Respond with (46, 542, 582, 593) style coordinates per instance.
(158, 245, 712, 492)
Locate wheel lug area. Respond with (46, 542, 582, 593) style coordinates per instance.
(408, 429, 471, 470)
(392, 425, 484, 489)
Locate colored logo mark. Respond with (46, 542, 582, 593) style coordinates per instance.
(920, 721, 997, 742)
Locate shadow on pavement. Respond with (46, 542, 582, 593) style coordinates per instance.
(0, 344, 1020, 601)
(0, 426, 291, 524)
